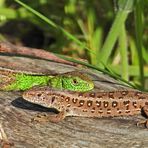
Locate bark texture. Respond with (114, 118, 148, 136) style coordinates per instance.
(0, 55, 148, 148)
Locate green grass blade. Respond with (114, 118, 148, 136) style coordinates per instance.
(98, 0, 134, 66)
(98, 11, 128, 66)
(14, 0, 95, 54)
(119, 24, 128, 80)
(134, 0, 144, 89)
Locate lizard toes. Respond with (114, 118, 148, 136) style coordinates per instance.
(31, 113, 49, 123)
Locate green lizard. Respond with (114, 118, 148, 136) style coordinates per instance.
(0, 67, 94, 92)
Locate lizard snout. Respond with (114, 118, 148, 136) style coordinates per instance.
(22, 90, 36, 103)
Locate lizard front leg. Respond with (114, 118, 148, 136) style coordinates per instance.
(32, 110, 66, 123)
(137, 105, 148, 128)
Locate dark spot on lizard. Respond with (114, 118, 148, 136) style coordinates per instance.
(37, 93, 42, 97)
(123, 100, 130, 106)
(96, 95, 103, 99)
(107, 109, 111, 114)
(78, 93, 83, 97)
(96, 101, 101, 107)
(125, 110, 130, 113)
(121, 91, 128, 96)
(103, 101, 109, 108)
(98, 108, 103, 114)
(67, 104, 71, 107)
(133, 101, 137, 108)
(112, 101, 118, 107)
(89, 93, 96, 98)
(87, 100, 93, 107)
(83, 109, 88, 112)
(117, 108, 122, 114)
(134, 91, 142, 96)
(72, 98, 78, 104)
(61, 95, 65, 98)
(138, 96, 146, 100)
(66, 109, 70, 112)
(78, 100, 85, 107)
(125, 105, 129, 110)
(41, 97, 46, 101)
(119, 97, 123, 100)
(91, 107, 95, 113)
(65, 97, 70, 102)
(51, 96, 56, 103)
(108, 92, 114, 99)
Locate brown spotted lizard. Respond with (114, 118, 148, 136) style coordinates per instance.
(22, 86, 148, 127)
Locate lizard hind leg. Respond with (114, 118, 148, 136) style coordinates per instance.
(137, 105, 148, 128)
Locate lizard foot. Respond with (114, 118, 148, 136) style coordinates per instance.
(32, 111, 65, 123)
(136, 120, 148, 128)
(32, 113, 50, 123)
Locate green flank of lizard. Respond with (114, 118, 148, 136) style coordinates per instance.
(0, 71, 94, 92)
(3, 74, 51, 91)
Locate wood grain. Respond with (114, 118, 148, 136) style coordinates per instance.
(0, 55, 148, 148)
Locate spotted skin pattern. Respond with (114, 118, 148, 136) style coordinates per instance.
(23, 86, 148, 127)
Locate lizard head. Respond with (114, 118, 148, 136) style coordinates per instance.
(22, 86, 61, 109)
(50, 71, 94, 92)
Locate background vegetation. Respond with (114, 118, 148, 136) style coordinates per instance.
(0, 0, 148, 90)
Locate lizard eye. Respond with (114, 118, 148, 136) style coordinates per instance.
(72, 79, 78, 85)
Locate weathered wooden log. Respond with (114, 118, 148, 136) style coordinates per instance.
(0, 55, 148, 148)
